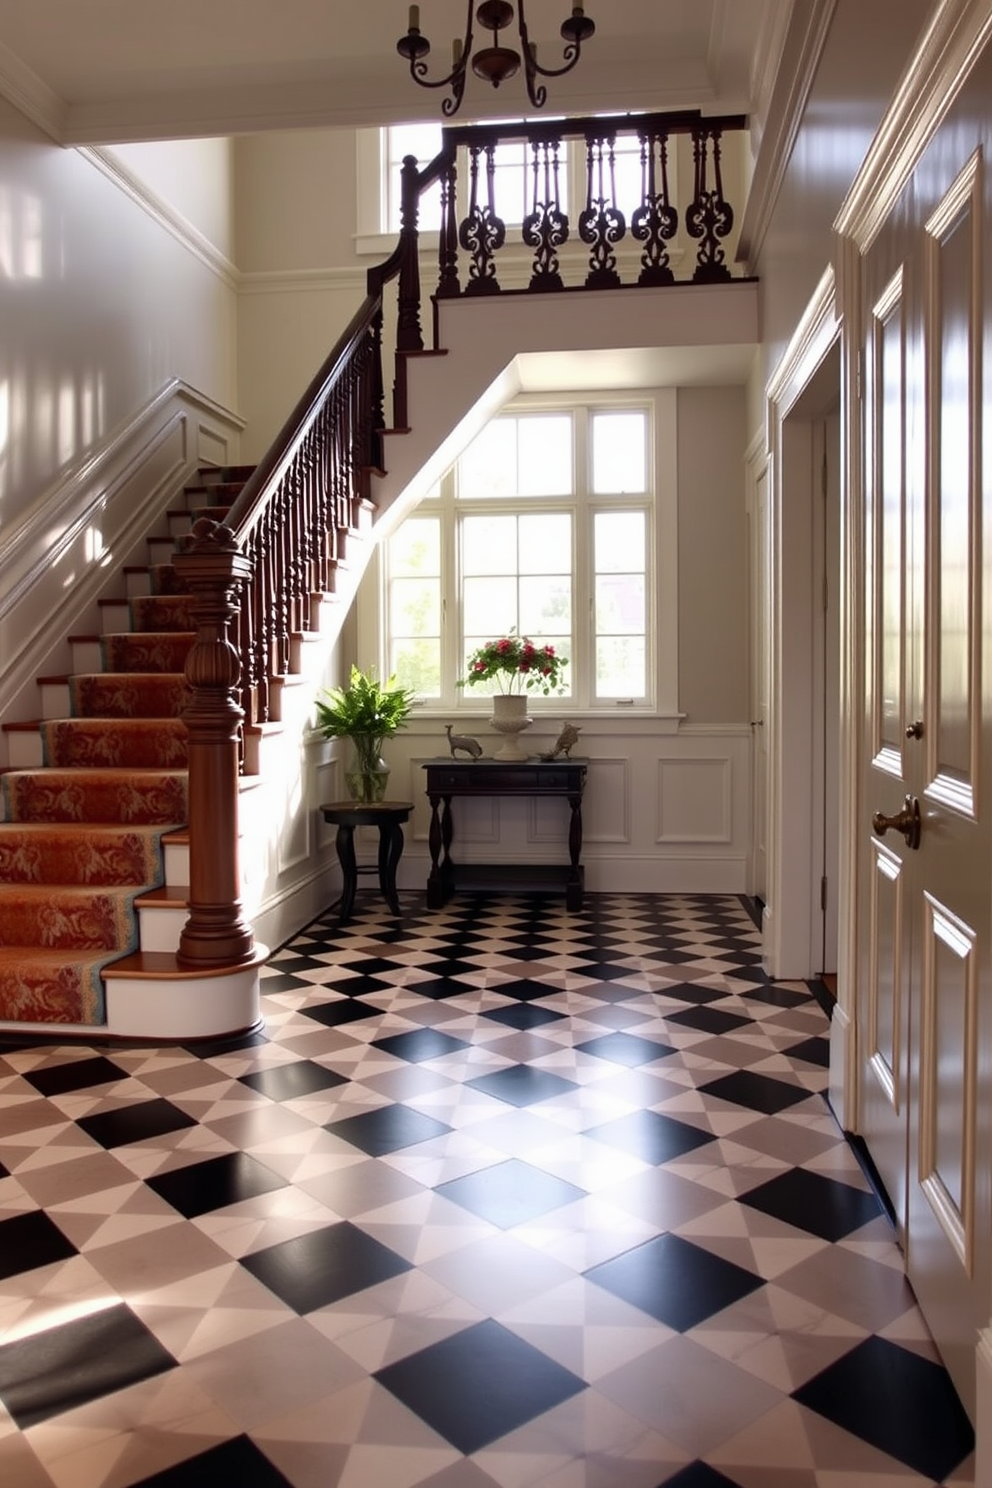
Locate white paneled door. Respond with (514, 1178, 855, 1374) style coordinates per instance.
(857, 141, 992, 1418)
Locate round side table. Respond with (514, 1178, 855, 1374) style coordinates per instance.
(319, 801, 414, 924)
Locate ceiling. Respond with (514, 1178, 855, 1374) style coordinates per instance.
(0, 0, 786, 144)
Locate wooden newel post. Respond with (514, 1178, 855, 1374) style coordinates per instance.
(173, 518, 256, 966)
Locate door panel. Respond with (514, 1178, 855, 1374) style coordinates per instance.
(863, 839, 907, 1219)
(858, 136, 991, 1418)
(860, 264, 912, 1237)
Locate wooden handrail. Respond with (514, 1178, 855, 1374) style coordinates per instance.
(172, 107, 750, 968)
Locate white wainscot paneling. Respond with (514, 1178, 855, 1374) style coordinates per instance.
(581, 758, 630, 844)
(657, 757, 732, 843)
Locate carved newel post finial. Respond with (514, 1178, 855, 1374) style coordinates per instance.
(173, 518, 255, 967)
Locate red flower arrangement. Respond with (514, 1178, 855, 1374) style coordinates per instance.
(457, 631, 568, 696)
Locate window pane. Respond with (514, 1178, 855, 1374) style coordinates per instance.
(390, 516, 440, 576)
(595, 510, 644, 572)
(597, 636, 645, 696)
(592, 410, 647, 493)
(520, 576, 571, 634)
(518, 512, 570, 574)
(391, 637, 440, 696)
(463, 576, 517, 635)
(459, 421, 518, 498)
(518, 415, 572, 495)
(390, 577, 440, 636)
(462, 514, 517, 575)
(596, 574, 644, 634)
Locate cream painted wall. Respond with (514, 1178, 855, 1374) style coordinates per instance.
(104, 138, 236, 258)
(234, 129, 358, 270)
(0, 97, 238, 531)
(234, 128, 366, 460)
(676, 385, 748, 725)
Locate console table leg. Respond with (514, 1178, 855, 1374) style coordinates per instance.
(427, 794, 445, 908)
(335, 824, 358, 923)
(378, 820, 404, 914)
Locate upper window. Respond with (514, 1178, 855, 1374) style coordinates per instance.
(382, 402, 658, 710)
(384, 123, 570, 236)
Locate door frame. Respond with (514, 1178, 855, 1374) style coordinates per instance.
(764, 264, 862, 1127)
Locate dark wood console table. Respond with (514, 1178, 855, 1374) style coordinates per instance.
(422, 758, 587, 910)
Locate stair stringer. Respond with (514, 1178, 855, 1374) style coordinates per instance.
(370, 280, 760, 526)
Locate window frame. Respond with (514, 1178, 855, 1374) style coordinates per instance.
(358, 390, 680, 719)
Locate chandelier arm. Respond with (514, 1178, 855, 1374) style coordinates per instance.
(398, 0, 475, 116)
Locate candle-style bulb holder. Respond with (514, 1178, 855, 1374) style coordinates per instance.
(396, 0, 594, 117)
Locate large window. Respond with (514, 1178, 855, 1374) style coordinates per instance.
(383, 402, 657, 710)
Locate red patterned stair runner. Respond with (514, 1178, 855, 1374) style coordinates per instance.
(0, 467, 250, 1026)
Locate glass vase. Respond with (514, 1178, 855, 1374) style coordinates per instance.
(344, 735, 390, 803)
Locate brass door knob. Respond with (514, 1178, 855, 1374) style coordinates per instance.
(872, 795, 922, 850)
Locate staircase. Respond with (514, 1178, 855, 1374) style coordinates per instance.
(0, 466, 265, 1035)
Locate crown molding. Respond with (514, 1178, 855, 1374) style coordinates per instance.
(736, 0, 839, 271)
(0, 36, 66, 142)
(81, 147, 239, 291)
(835, 0, 992, 251)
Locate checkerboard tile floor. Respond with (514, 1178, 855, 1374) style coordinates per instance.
(0, 893, 976, 1487)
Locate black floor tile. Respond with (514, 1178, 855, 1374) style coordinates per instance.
(129, 1435, 293, 1486)
(665, 1006, 751, 1035)
(658, 984, 727, 1007)
(0, 1303, 175, 1427)
(416, 958, 482, 979)
(586, 1233, 763, 1331)
(466, 1064, 577, 1107)
(325, 1103, 452, 1155)
(239, 1061, 348, 1101)
(437, 1158, 586, 1227)
(699, 1069, 815, 1115)
(784, 1036, 830, 1068)
(574, 1032, 677, 1067)
(793, 1335, 974, 1482)
(0, 1209, 78, 1280)
(372, 1029, 470, 1062)
(23, 1055, 130, 1096)
(258, 971, 314, 994)
(570, 959, 644, 980)
(147, 1152, 288, 1219)
(302, 998, 383, 1028)
(490, 978, 559, 1002)
(333, 974, 394, 996)
(183, 1028, 269, 1057)
(375, 1319, 584, 1453)
(658, 1465, 744, 1488)
(744, 985, 811, 1010)
(77, 1098, 198, 1149)
(404, 976, 476, 1000)
(740, 1166, 881, 1240)
(483, 1003, 567, 1030)
(241, 1221, 411, 1312)
(587, 1110, 715, 1165)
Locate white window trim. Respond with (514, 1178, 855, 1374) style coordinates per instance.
(357, 388, 680, 722)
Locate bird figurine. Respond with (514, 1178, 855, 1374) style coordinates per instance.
(445, 724, 483, 759)
(540, 722, 581, 761)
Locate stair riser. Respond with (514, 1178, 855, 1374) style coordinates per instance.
(135, 902, 187, 953)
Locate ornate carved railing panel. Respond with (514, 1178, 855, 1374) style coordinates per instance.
(428, 110, 746, 297)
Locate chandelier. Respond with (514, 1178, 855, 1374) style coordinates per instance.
(396, 1, 595, 117)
